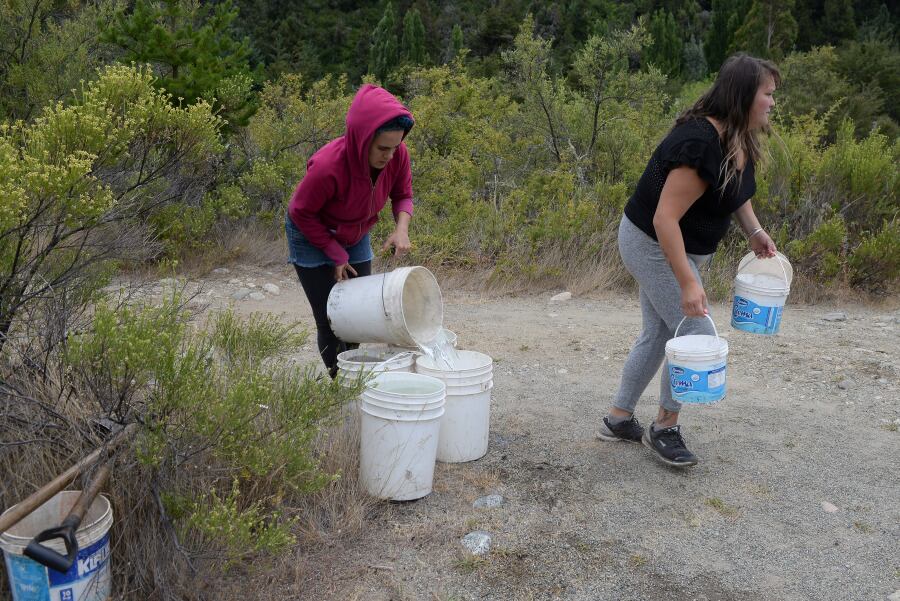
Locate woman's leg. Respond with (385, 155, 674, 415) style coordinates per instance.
(294, 261, 372, 377)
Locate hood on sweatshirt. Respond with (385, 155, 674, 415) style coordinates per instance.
(344, 84, 414, 178)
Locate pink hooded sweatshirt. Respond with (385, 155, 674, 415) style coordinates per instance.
(287, 84, 415, 265)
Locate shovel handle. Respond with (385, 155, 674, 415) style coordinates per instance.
(21, 461, 112, 573)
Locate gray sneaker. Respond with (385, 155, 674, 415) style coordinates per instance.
(597, 416, 644, 443)
(642, 423, 698, 467)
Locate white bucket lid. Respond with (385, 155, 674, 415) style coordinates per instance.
(737, 251, 793, 286)
(665, 334, 728, 361)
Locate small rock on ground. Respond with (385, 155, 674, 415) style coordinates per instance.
(821, 501, 839, 513)
(231, 288, 251, 301)
(461, 531, 492, 555)
(262, 283, 281, 295)
(248, 292, 266, 301)
(550, 291, 572, 302)
(473, 495, 504, 509)
(212, 268, 230, 274)
(822, 311, 847, 322)
(887, 591, 900, 601)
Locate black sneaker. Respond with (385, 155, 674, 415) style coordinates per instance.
(597, 416, 644, 443)
(642, 423, 698, 467)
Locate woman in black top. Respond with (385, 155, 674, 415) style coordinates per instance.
(597, 54, 780, 467)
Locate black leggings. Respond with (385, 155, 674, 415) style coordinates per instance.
(294, 261, 372, 377)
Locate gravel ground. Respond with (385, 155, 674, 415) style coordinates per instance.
(158, 265, 900, 601)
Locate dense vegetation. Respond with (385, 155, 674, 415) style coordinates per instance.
(1, 1, 897, 599)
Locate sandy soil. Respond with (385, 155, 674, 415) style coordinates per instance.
(179, 263, 899, 601)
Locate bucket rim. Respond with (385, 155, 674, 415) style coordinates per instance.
(366, 372, 446, 396)
(392, 266, 444, 347)
(0, 492, 113, 552)
(415, 350, 493, 373)
(734, 279, 790, 296)
(737, 251, 793, 284)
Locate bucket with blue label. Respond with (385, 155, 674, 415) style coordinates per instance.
(1, 491, 113, 601)
(666, 315, 729, 405)
(731, 251, 792, 335)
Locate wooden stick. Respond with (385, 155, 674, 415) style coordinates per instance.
(0, 423, 137, 535)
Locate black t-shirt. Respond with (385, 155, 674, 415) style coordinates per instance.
(624, 117, 756, 255)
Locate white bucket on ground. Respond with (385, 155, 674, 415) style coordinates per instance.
(666, 316, 729, 405)
(731, 252, 792, 335)
(415, 350, 493, 463)
(1, 492, 113, 601)
(327, 266, 443, 348)
(359, 372, 446, 501)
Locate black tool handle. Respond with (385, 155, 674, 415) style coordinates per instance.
(23, 514, 81, 572)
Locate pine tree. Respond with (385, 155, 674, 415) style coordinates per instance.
(731, 0, 798, 60)
(369, 2, 399, 81)
(647, 9, 682, 77)
(682, 35, 708, 81)
(401, 8, 428, 65)
(449, 23, 465, 62)
(705, 0, 749, 71)
(102, 0, 257, 126)
(821, 0, 856, 43)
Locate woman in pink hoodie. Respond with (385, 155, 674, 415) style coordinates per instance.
(286, 84, 415, 377)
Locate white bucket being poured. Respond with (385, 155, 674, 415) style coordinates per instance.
(415, 350, 493, 463)
(327, 266, 443, 348)
(1, 492, 113, 601)
(359, 372, 446, 501)
(666, 315, 729, 405)
(731, 251, 792, 335)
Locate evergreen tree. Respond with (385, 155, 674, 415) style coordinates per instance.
(705, 0, 749, 70)
(647, 9, 682, 76)
(821, 0, 856, 43)
(102, 0, 257, 126)
(401, 8, 428, 65)
(449, 23, 465, 62)
(732, 0, 798, 60)
(683, 35, 708, 80)
(369, 2, 399, 81)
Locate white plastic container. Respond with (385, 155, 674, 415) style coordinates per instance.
(1, 492, 113, 601)
(327, 266, 443, 348)
(665, 316, 729, 405)
(415, 350, 493, 463)
(731, 252, 792, 335)
(336, 348, 415, 385)
(359, 372, 446, 501)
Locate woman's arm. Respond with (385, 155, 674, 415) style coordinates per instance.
(653, 166, 710, 317)
(733, 201, 776, 258)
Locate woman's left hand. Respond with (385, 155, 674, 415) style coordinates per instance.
(750, 229, 777, 258)
(382, 228, 411, 257)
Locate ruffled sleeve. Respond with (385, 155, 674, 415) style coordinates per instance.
(657, 121, 722, 188)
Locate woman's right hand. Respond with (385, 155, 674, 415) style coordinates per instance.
(334, 263, 357, 282)
(681, 280, 708, 317)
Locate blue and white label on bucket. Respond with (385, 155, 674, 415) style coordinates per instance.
(731, 295, 783, 335)
(669, 363, 726, 404)
(3, 531, 111, 601)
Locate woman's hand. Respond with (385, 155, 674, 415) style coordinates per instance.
(334, 263, 357, 282)
(750, 229, 776, 258)
(681, 280, 709, 317)
(382, 227, 411, 257)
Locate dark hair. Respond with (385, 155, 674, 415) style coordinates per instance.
(677, 53, 781, 190)
(375, 114, 414, 135)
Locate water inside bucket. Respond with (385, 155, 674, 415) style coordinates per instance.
(417, 328, 460, 370)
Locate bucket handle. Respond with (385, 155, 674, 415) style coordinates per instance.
(741, 253, 790, 285)
(673, 314, 720, 341)
(370, 351, 417, 375)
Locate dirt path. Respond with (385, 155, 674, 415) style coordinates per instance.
(179, 264, 899, 601)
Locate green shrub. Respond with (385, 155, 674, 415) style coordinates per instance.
(848, 220, 900, 292)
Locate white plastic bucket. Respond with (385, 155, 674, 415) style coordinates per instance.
(731, 252, 792, 335)
(415, 350, 493, 463)
(336, 349, 415, 386)
(327, 266, 443, 348)
(359, 372, 446, 501)
(665, 316, 729, 405)
(1, 492, 113, 601)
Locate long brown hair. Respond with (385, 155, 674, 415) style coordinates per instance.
(677, 53, 781, 191)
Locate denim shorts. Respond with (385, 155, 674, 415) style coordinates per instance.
(285, 215, 374, 268)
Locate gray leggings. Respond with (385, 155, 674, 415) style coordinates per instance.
(614, 215, 714, 413)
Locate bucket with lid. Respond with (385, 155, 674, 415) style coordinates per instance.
(327, 266, 443, 348)
(666, 315, 729, 405)
(731, 252, 792, 335)
(359, 372, 446, 501)
(1, 491, 113, 601)
(416, 350, 493, 463)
